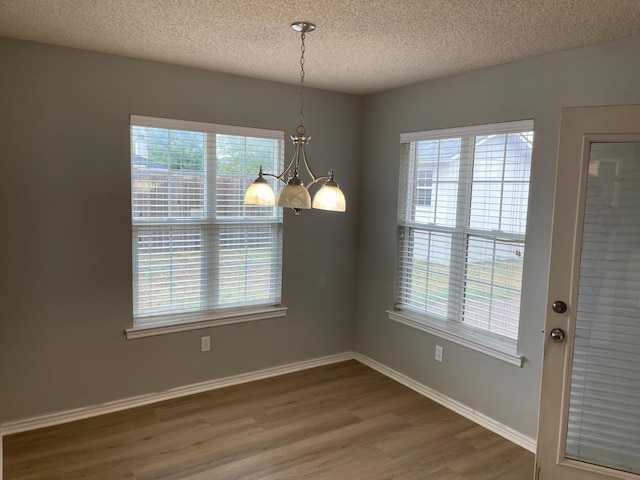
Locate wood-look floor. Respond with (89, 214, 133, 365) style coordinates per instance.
(4, 361, 534, 480)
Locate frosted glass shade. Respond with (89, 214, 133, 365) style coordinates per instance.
(312, 184, 346, 212)
(276, 184, 311, 209)
(244, 180, 275, 205)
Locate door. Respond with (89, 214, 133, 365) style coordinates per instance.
(536, 105, 640, 480)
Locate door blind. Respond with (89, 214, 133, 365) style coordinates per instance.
(565, 142, 640, 474)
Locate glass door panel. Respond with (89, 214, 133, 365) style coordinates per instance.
(565, 142, 640, 474)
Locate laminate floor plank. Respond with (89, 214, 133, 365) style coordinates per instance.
(4, 360, 534, 479)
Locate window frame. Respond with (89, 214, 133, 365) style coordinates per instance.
(126, 115, 286, 339)
(388, 120, 534, 366)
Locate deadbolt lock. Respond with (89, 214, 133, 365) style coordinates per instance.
(552, 300, 568, 314)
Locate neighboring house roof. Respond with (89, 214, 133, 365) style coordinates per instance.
(417, 133, 533, 164)
(132, 154, 165, 169)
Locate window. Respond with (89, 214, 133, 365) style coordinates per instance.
(392, 120, 533, 360)
(128, 115, 285, 336)
(416, 169, 433, 206)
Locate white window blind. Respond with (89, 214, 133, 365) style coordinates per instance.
(565, 142, 640, 473)
(131, 115, 284, 328)
(396, 120, 534, 341)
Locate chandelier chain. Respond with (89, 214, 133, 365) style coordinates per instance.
(299, 32, 306, 129)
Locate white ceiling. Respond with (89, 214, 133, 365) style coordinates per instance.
(1, 0, 640, 95)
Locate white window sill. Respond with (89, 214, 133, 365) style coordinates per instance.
(387, 309, 523, 367)
(126, 305, 288, 339)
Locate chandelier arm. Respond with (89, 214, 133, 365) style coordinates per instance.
(305, 177, 330, 189)
(300, 145, 319, 183)
(259, 171, 288, 185)
(271, 144, 300, 183)
(300, 146, 333, 188)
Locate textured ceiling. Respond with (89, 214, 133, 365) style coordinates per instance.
(1, 0, 640, 95)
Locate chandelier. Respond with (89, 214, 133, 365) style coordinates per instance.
(244, 22, 346, 215)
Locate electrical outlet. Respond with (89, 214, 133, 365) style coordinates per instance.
(201, 336, 211, 352)
(435, 345, 443, 362)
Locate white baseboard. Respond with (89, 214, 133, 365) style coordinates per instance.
(0, 352, 355, 437)
(354, 352, 537, 453)
(0, 350, 535, 480)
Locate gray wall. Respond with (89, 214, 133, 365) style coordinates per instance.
(3, 32, 640, 439)
(356, 35, 640, 439)
(0, 38, 361, 421)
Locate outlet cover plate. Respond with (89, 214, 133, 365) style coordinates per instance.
(435, 345, 443, 362)
(201, 336, 211, 352)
